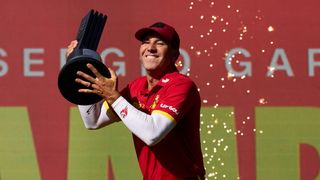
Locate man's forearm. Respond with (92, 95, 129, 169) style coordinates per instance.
(111, 96, 176, 146)
(78, 101, 116, 129)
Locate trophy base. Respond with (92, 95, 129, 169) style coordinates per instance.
(58, 49, 110, 105)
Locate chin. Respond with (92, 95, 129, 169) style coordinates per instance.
(144, 67, 156, 72)
(143, 64, 157, 70)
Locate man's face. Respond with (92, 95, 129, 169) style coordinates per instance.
(139, 33, 176, 74)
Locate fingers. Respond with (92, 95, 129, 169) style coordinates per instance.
(76, 63, 116, 82)
(76, 70, 96, 83)
(75, 64, 118, 97)
(75, 63, 105, 85)
(86, 63, 104, 79)
(66, 40, 78, 58)
(70, 40, 78, 46)
(78, 88, 102, 94)
(75, 77, 91, 87)
(108, 68, 117, 80)
(75, 78, 100, 94)
(108, 67, 119, 91)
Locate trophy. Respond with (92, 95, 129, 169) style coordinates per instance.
(58, 9, 110, 105)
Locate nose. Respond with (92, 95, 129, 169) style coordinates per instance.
(147, 42, 157, 52)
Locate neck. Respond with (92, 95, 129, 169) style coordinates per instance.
(146, 76, 159, 90)
(146, 65, 177, 90)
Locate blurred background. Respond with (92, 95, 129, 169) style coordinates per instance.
(0, 0, 319, 179)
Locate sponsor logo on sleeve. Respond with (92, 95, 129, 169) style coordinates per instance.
(86, 104, 96, 115)
(160, 103, 179, 115)
(120, 106, 128, 118)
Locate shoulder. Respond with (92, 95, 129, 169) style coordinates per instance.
(162, 72, 199, 95)
(167, 73, 197, 88)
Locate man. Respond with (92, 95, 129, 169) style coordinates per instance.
(67, 22, 205, 180)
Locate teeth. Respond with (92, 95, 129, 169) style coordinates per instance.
(146, 55, 157, 58)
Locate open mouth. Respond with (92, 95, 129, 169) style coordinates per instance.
(145, 53, 159, 57)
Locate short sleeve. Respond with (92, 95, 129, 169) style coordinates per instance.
(152, 80, 200, 122)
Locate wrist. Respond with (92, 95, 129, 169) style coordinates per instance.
(105, 91, 121, 105)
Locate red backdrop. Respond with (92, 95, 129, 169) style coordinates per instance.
(0, 0, 320, 179)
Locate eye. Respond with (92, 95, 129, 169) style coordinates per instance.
(141, 40, 149, 45)
(156, 41, 166, 46)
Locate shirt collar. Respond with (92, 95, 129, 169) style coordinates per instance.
(140, 69, 179, 95)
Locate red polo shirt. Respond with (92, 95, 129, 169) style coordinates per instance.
(121, 71, 205, 180)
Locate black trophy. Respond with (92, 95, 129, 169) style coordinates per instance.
(58, 9, 110, 105)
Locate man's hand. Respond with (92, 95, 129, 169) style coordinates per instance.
(75, 63, 120, 105)
(66, 40, 78, 58)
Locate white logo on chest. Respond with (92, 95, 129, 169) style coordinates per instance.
(161, 78, 170, 83)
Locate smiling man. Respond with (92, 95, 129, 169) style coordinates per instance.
(68, 22, 205, 180)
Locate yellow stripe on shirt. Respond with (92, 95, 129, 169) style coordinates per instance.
(152, 110, 176, 123)
(103, 101, 109, 110)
